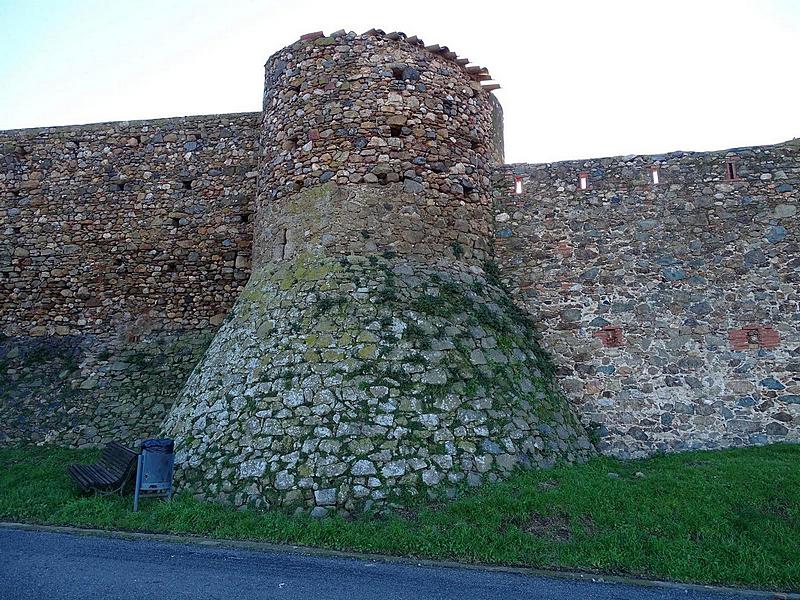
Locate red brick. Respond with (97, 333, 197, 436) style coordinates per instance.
(728, 329, 749, 350)
(758, 327, 780, 349)
(728, 325, 780, 350)
(594, 326, 624, 348)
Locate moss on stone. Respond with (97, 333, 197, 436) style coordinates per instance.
(164, 254, 593, 514)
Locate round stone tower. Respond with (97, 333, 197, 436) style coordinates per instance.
(164, 29, 592, 514)
(252, 28, 505, 269)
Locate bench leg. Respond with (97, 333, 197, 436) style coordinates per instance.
(133, 455, 143, 512)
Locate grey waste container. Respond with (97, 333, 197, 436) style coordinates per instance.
(133, 438, 174, 512)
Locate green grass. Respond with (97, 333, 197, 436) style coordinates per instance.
(1, 444, 798, 591)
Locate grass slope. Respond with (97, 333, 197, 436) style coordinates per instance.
(1, 443, 798, 591)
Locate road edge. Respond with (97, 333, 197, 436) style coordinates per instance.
(1, 521, 795, 599)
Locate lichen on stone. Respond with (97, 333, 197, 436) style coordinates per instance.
(163, 254, 593, 514)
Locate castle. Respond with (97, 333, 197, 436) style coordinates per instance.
(1, 29, 797, 513)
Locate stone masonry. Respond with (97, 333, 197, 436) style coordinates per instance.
(1, 28, 797, 502)
(493, 143, 799, 457)
(1, 113, 258, 445)
(253, 29, 503, 269)
(163, 254, 592, 512)
(163, 30, 592, 513)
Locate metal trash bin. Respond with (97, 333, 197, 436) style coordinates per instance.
(133, 438, 174, 512)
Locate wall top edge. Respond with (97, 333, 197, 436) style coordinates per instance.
(2, 110, 796, 170)
(264, 28, 498, 91)
(500, 138, 800, 172)
(0, 111, 261, 138)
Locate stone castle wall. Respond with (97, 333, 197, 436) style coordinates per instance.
(0, 30, 797, 461)
(0, 113, 259, 445)
(1, 112, 259, 336)
(164, 255, 592, 512)
(493, 140, 800, 457)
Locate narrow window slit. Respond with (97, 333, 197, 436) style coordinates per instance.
(725, 159, 737, 180)
(514, 177, 523, 195)
(651, 167, 660, 185)
(579, 172, 589, 190)
(279, 228, 288, 259)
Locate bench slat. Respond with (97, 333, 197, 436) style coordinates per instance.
(99, 456, 127, 476)
(87, 465, 116, 485)
(68, 466, 93, 490)
(68, 441, 137, 493)
(78, 465, 108, 485)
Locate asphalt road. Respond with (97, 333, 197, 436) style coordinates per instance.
(0, 527, 767, 600)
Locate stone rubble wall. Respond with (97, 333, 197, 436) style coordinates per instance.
(1, 112, 258, 336)
(254, 29, 503, 269)
(0, 331, 213, 446)
(493, 140, 800, 457)
(159, 31, 595, 513)
(0, 34, 797, 463)
(0, 113, 260, 445)
(164, 254, 592, 513)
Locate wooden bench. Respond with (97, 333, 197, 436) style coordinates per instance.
(68, 441, 138, 494)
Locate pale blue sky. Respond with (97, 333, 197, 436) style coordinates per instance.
(1, 0, 798, 162)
